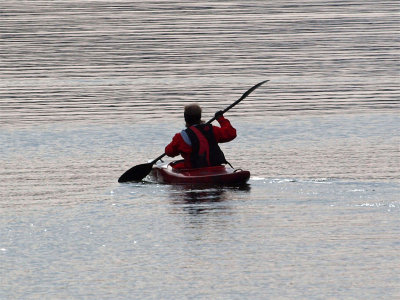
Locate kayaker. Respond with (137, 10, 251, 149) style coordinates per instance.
(165, 104, 237, 169)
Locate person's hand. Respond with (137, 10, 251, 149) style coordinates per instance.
(214, 110, 224, 119)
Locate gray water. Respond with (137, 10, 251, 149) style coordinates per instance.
(1, 1, 399, 299)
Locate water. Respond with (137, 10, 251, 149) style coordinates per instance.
(1, 1, 399, 299)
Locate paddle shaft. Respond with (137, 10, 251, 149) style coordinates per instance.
(206, 79, 269, 124)
(150, 153, 167, 165)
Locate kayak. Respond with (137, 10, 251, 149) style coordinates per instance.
(150, 161, 250, 185)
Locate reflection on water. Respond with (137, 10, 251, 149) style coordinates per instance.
(173, 188, 227, 204)
(168, 185, 250, 215)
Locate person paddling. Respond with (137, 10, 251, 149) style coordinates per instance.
(165, 104, 237, 169)
(118, 81, 267, 182)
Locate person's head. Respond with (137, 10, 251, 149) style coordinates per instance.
(184, 103, 202, 127)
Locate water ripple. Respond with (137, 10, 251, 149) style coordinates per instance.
(1, 1, 399, 126)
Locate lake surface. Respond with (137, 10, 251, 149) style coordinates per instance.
(1, 1, 399, 299)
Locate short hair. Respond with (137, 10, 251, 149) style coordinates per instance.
(184, 104, 202, 126)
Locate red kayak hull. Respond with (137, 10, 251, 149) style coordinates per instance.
(150, 162, 250, 185)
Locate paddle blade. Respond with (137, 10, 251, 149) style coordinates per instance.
(118, 163, 153, 183)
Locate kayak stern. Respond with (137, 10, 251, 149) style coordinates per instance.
(150, 162, 250, 185)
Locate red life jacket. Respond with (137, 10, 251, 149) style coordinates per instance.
(184, 124, 227, 168)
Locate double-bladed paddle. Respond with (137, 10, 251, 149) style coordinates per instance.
(118, 80, 269, 183)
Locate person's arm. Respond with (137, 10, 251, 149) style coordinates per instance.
(165, 133, 182, 157)
(213, 115, 237, 143)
